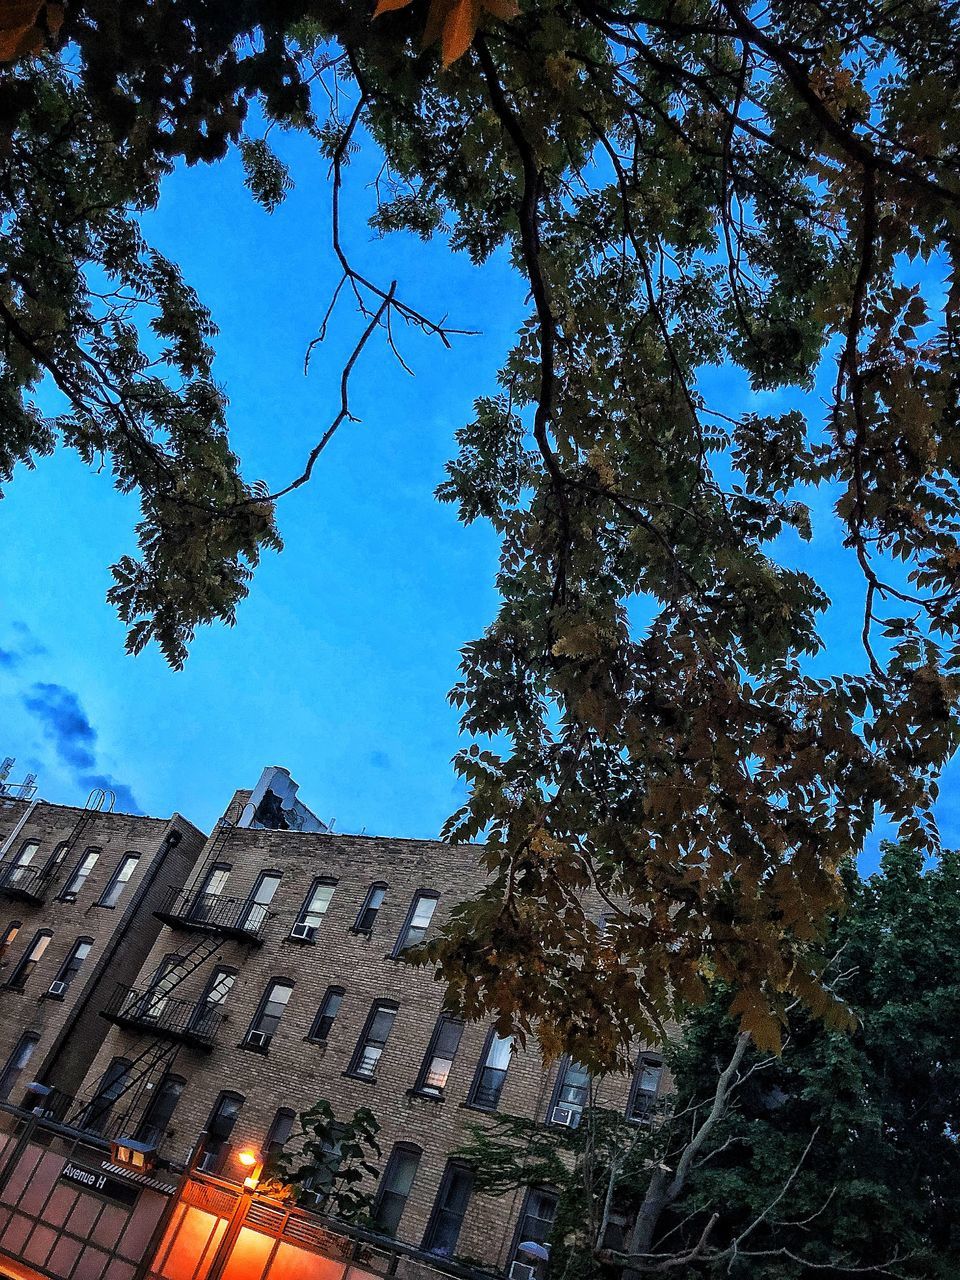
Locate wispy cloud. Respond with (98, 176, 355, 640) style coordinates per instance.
(0, 620, 47, 672)
(23, 683, 97, 770)
(21, 682, 141, 813)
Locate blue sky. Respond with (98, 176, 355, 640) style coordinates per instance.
(0, 117, 956, 860)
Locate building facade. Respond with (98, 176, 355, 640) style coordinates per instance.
(0, 766, 667, 1280)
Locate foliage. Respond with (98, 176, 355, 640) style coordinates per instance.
(2, 0, 960, 1061)
(457, 844, 960, 1276)
(263, 1098, 382, 1223)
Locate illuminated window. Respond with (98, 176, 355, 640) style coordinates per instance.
(6, 929, 52, 991)
(415, 1016, 463, 1096)
(349, 1000, 398, 1078)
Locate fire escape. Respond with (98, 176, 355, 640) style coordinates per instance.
(0, 787, 114, 906)
(87, 808, 266, 1149)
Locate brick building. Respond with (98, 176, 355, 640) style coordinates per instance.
(0, 765, 667, 1280)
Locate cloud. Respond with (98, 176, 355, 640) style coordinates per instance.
(369, 750, 391, 770)
(23, 683, 97, 770)
(0, 621, 47, 671)
(21, 682, 141, 813)
(80, 774, 142, 816)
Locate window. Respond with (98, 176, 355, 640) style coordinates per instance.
(190, 967, 236, 1035)
(198, 1092, 244, 1173)
(415, 1016, 464, 1096)
(373, 1143, 422, 1236)
(548, 1058, 591, 1128)
(290, 878, 336, 942)
(0, 921, 20, 963)
(81, 1057, 131, 1134)
(393, 891, 438, 955)
(4, 841, 38, 888)
(349, 1001, 398, 1078)
(138, 955, 178, 1021)
(6, 929, 52, 991)
(0, 1032, 39, 1101)
(265, 1108, 296, 1157)
(423, 1161, 474, 1256)
(308, 986, 344, 1043)
(512, 1187, 559, 1263)
(354, 883, 387, 933)
(48, 937, 93, 998)
(60, 848, 99, 902)
(43, 842, 69, 877)
(299, 1126, 345, 1207)
(190, 863, 231, 922)
(99, 854, 139, 908)
(628, 1053, 664, 1121)
(242, 872, 281, 932)
(468, 1029, 513, 1110)
(135, 1073, 184, 1145)
(244, 979, 294, 1051)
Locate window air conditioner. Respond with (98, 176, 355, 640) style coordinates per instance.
(551, 1105, 581, 1128)
(48, 980, 68, 998)
(246, 1030, 271, 1050)
(290, 922, 316, 942)
(509, 1264, 537, 1280)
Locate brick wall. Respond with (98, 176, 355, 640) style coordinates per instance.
(77, 819, 651, 1274)
(0, 798, 205, 1103)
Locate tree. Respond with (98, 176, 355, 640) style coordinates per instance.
(456, 843, 960, 1276)
(3, 0, 960, 1063)
(263, 1098, 383, 1223)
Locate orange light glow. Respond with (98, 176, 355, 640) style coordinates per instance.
(236, 1149, 259, 1168)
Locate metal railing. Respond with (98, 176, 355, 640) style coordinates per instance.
(0, 859, 52, 903)
(154, 886, 268, 942)
(102, 983, 223, 1049)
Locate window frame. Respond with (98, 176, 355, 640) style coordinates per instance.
(627, 1052, 665, 1122)
(198, 1091, 245, 1173)
(98, 852, 140, 909)
(243, 977, 295, 1052)
(0, 920, 21, 963)
(372, 1141, 423, 1237)
(48, 935, 93, 999)
(289, 876, 337, 943)
(392, 889, 440, 957)
(59, 847, 100, 903)
(467, 1026, 514, 1111)
(4, 841, 39, 888)
(307, 986, 345, 1044)
(6, 928, 53, 991)
(135, 1072, 185, 1144)
(413, 1015, 464, 1097)
(0, 1032, 40, 1102)
(422, 1159, 475, 1256)
(81, 1057, 132, 1134)
(241, 869, 282, 932)
(347, 999, 399, 1079)
(353, 882, 388, 934)
(264, 1107, 297, 1157)
(509, 1186, 560, 1265)
(546, 1056, 591, 1127)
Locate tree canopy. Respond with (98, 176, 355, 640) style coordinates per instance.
(2, 0, 960, 1066)
(457, 843, 960, 1276)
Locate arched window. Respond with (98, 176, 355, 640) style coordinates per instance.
(354, 883, 388, 933)
(308, 986, 345, 1043)
(373, 1142, 422, 1235)
(423, 1160, 474, 1256)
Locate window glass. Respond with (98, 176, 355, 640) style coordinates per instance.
(373, 1145, 421, 1235)
(417, 1016, 464, 1095)
(198, 1093, 244, 1173)
(396, 892, 438, 953)
(7, 929, 52, 991)
(82, 1058, 131, 1134)
(514, 1188, 559, 1258)
(355, 884, 387, 932)
(61, 849, 99, 901)
(309, 987, 344, 1042)
(0, 921, 20, 961)
(628, 1054, 664, 1120)
(50, 937, 92, 995)
(136, 1074, 184, 1144)
(424, 1162, 474, 1256)
(0, 1032, 39, 1101)
(551, 1059, 590, 1126)
(191, 864, 231, 922)
(246, 980, 293, 1048)
(100, 854, 139, 908)
(469, 1031, 513, 1109)
(5, 842, 38, 888)
(265, 1108, 296, 1156)
(191, 968, 235, 1034)
(350, 1001, 398, 1077)
(243, 872, 281, 931)
(292, 879, 336, 940)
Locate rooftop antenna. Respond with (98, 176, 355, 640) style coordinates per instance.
(0, 758, 38, 801)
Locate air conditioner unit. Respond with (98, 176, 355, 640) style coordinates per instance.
(48, 980, 68, 998)
(290, 922, 316, 942)
(509, 1264, 537, 1280)
(246, 1030, 271, 1050)
(550, 1105, 581, 1128)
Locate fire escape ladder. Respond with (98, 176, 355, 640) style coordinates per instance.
(110, 1042, 181, 1140)
(157, 932, 224, 995)
(66, 1037, 177, 1131)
